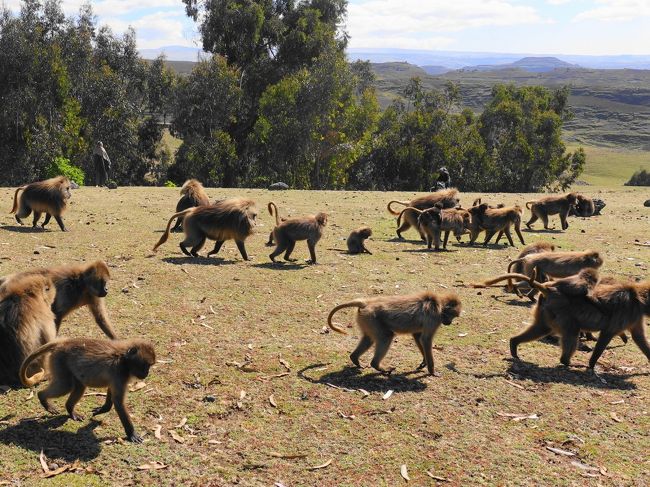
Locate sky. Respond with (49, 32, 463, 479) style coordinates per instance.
(2, 0, 650, 55)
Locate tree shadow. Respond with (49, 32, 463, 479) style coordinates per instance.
(297, 363, 428, 393)
(0, 416, 102, 461)
(162, 256, 238, 266)
(252, 262, 311, 270)
(1, 225, 48, 233)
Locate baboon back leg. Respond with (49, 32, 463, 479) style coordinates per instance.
(38, 376, 74, 414)
(266, 231, 274, 246)
(269, 242, 288, 262)
(510, 321, 552, 359)
(54, 215, 67, 231)
(413, 333, 426, 369)
(41, 213, 51, 228)
(190, 236, 206, 257)
(207, 240, 225, 257)
(171, 216, 184, 232)
(525, 213, 537, 229)
(65, 380, 87, 421)
(503, 228, 515, 247)
(92, 390, 113, 416)
(370, 331, 395, 374)
(540, 212, 550, 230)
(284, 241, 297, 261)
(629, 321, 650, 362)
(111, 386, 140, 443)
(559, 329, 580, 366)
(483, 229, 496, 245)
(306, 240, 317, 264)
(588, 331, 615, 369)
(560, 211, 569, 230)
(443, 231, 450, 249)
(514, 225, 525, 245)
(396, 220, 411, 239)
(350, 335, 373, 367)
(32, 211, 42, 227)
(235, 240, 249, 261)
(494, 230, 504, 244)
(16, 201, 31, 220)
(419, 332, 436, 375)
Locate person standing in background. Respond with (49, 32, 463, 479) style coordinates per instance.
(93, 141, 111, 187)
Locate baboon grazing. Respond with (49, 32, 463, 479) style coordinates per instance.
(153, 198, 258, 260)
(570, 194, 596, 218)
(387, 189, 460, 239)
(171, 179, 210, 232)
(327, 291, 462, 375)
(509, 275, 650, 369)
(266, 202, 287, 246)
(269, 212, 328, 264)
(20, 338, 156, 442)
(10, 176, 72, 231)
(525, 193, 579, 230)
(0, 260, 116, 339)
(347, 226, 373, 254)
(467, 204, 525, 247)
(0, 275, 56, 386)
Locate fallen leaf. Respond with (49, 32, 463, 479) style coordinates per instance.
(279, 359, 291, 371)
(504, 379, 525, 390)
(209, 305, 217, 314)
(175, 417, 187, 428)
(400, 464, 410, 481)
(338, 411, 355, 420)
(39, 450, 49, 473)
(571, 461, 599, 472)
(153, 425, 162, 439)
(169, 430, 185, 443)
(496, 412, 539, 422)
(240, 390, 247, 400)
(609, 399, 624, 405)
(269, 394, 277, 408)
(358, 388, 370, 398)
(268, 452, 307, 459)
(308, 459, 332, 470)
(42, 465, 71, 478)
(610, 412, 623, 423)
(457, 333, 468, 337)
(137, 461, 168, 471)
(382, 390, 394, 400)
(426, 471, 449, 481)
(546, 446, 575, 457)
(130, 381, 146, 392)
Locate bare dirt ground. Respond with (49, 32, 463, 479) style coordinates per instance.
(0, 186, 648, 486)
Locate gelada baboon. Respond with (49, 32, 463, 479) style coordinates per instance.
(0, 260, 116, 339)
(10, 176, 72, 231)
(327, 291, 462, 375)
(266, 202, 287, 246)
(525, 193, 579, 230)
(467, 204, 525, 247)
(269, 212, 328, 264)
(0, 275, 56, 386)
(399, 206, 469, 250)
(505, 242, 556, 295)
(509, 274, 650, 369)
(154, 198, 257, 260)
(347, 226, 373, 254)
(20, 337, 156, 442)
(171, 179, 211, 232)
(569, 194, 596, 218)
(387, 189, 460, 239)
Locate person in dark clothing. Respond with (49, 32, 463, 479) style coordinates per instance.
(431, 167, 451, 191)
(93, 141, 111, 187)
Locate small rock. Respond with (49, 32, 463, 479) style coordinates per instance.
(268, 182, 289, 190)
(644, 199, 650, 207)
(203, 395, 216, 403)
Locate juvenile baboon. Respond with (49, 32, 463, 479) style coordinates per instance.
(171, 179, 210, 232)
(471, 198, 504, 209)
(10, 176, 72, 231)
(20, 337, 156, 442)
(467, 204, 525, 247)
(570, 194, 596, 218)
(0, 275, 56, 386)
(509, 275, 650, 369)
(387, 189, 460, 239)
(266, 202, 287, 246)
(525, 193, 579, 230)
(399, 206, 470, 250)
(327, 291, 462, 375)
(269, 212, 328, 264)
(347, 226, 373, 254)
(153, 198, 257, 260)
(0, 260, 116, 339)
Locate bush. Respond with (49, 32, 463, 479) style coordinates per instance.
(164, 180, 177, 188)
(46, 157, 85, 186)
(625, 169, 650, 186)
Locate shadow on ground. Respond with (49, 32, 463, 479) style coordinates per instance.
(162, 256, 238, 266)
(1, 225, 49, 233)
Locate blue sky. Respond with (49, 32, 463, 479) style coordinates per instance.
(3, 0, 650, 54)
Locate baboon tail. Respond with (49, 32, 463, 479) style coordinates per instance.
(327, 301, 365, 335)
(396, 206, 422, 226)
(153, 209, 193, 251)
(10, 186, 26, 214)
(20, 341, 60, 387)
(470, 272, 535, 288)
(507, 258, 524, 274)
(268, 202, 279, 226)
(525, 201, 534, 210)
(387, 200, 408, 216)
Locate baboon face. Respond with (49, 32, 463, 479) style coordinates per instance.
(126, 346, 156, 379)
(566, 193, 578, 205)
(441, 298, 462, 325)
(315, 212, 328, 226)
(418, 209, 441, 228)
(587, 252, 603, 268)
(359, 227, 372, 238)
(84, 264, 110, 297)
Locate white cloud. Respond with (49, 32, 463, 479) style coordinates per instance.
(574, 0, 650, 21)
(103, 11, 197, 49)
(547, 0, 572, 5)
(346, 0, 544, 49)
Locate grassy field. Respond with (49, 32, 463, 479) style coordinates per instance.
(568, 144, 650, 187)
(0, 186, 648, 486)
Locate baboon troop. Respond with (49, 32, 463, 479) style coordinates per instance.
(10, 176, 72, 231)
(388, 189, 460, 239)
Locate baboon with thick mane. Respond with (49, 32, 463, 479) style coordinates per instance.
(10, 176, 72, 231)
(171, 179, 210, 231)
(387, 189, 460, 239)
(153, 198, 257, 260)
(525, 193, 579, 230)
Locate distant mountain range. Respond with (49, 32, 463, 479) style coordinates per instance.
(139, 46, 650, 71)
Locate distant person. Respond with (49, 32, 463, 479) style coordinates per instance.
(93, 141, 111, 187)
(431, 167, 451, 191)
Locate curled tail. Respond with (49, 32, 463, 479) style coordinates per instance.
(268, 202, 280, 226)
(153, 209, 193, 251)
(387, 200, 409, 216)
(396, 206, 423, 226)
(20, 341, 60, 387)
(10, 186, 26, 214)
(525, 201, 535, 210)
(327, 301, 366, 334)
(470, 269, 545, 294)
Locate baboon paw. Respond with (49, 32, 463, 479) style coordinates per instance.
(69, 413, 85, 421)
(45, 407, 60, 415)
(128, 432, 144, 443)
(92, 407, 109, 416)
(429, 370, 441, 377)
(416, 361, 426, 370)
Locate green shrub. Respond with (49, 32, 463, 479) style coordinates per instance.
(625, 169, 650, 186)
(46, 157, 85, 186)
(164, 180, 177, 188)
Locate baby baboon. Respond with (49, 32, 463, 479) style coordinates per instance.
(328, 291, 462, 375)
(467, 204, 525, 247)
(569, 194, 596, 218)
(20, 337, 156, 442)
(171, 179, 210, 232)
(525, 193, 579, 230)
(510, 276, 650, 369)
(153, 198, 258, 260)
(347, 226, 373, 254)
(10, 176, 72, 231)
(0, 275, 56, 386)
(266, 202, 287, 246)
(0, 260, 116, 339)
(387, 189, 460, 239)
(269, 212, 328, 264)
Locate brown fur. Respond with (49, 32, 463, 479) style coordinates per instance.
(10, 176, 72, 231)
(327, 291, 462, 375)
(506, 242, 556, 294)
(510, 276, 650, 369)
(347, 226, 373, 254)
(387, 189, 460, 239)
(400, 206, 470, 250)
(571, 194, 595, 217)
(266, 202, 287, 246)
(525, 193, 578, 230)
(467, 204, 525, 247)
(171, 179, 211, 231)
(269, 212, 328, 264)
(0, 260, 116, 339)
(20, 337, 156, 442)
(153, 198, 258, 260)
(0, 274, 56, 386)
